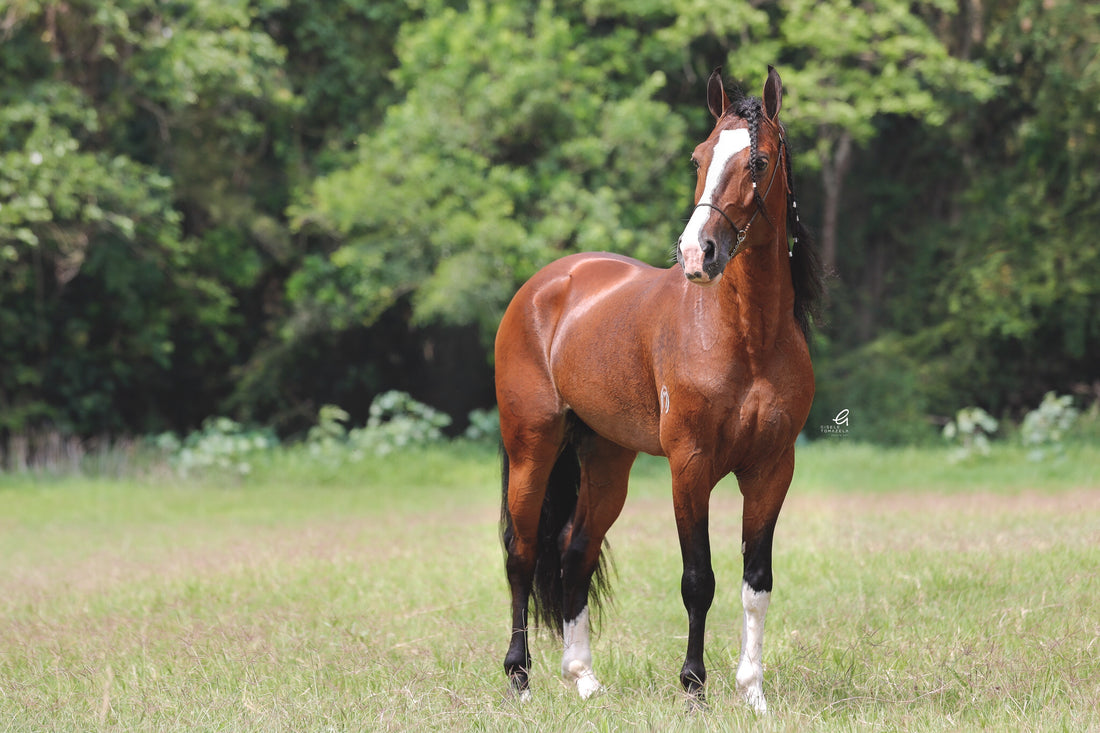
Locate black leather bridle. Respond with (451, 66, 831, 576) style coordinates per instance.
(690, 135, 786, 260)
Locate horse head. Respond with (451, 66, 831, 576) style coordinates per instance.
(677, 67, 787, 284)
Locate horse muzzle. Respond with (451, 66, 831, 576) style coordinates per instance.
(677, 235, 727, 285)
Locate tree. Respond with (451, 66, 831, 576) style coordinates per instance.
(288, 0, 687, 339)
(0, 79, 190, 436)
(0, 0, 297, 448)
(924, 0, 1100, 412)
(2, 0, 1096, 450)
(722, 0, 1000, 274)
(801, 0, 1100, 440)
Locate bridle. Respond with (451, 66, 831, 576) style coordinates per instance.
(691, 134, 787, 260)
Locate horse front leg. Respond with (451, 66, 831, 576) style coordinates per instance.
(736, 529, 774, 714)
(734, 451, 795, 714)
(670, 467, 717, 707)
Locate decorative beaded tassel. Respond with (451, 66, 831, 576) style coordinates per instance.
(789, 197, 799, 258)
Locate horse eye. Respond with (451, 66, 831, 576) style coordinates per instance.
(753, 157, 769, 173)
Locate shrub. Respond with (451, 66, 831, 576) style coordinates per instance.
(303, 392, 451, 462)
(808, 334, 939, 445)
(1020, 392, 1079, 461)
(354, 391, 451, 456)
(942, 406, 998, 462)
(163, 417, 277, 478)
(463, 406, 499, 441)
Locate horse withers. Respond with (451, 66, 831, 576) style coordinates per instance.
(496, 66, 823, 712)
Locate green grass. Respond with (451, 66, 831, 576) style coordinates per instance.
(1, 442, 1098, 730)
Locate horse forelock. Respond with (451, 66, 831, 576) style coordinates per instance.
(725, 95, 765, 167)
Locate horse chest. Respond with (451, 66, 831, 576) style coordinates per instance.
(731, 383, 798, 451)
(657, 346, 810, 463)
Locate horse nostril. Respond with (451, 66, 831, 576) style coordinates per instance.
(703, 239, 717, 263)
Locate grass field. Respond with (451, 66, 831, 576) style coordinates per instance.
(1, 442, 1098, 731)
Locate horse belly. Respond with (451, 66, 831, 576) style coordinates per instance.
(573, 394, 663, 456)
(552, 342, 663, 455)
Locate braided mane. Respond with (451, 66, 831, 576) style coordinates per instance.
(723, 94, 824, 338)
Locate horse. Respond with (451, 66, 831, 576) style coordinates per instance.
(495, 66, 822, 712)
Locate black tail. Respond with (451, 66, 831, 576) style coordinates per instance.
(500, 430, 613, 637)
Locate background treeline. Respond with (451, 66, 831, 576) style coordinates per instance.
(2, 0, 1098, 464)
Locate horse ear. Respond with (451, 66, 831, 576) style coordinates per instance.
(707, 68, 729, 120)
(763, 65, 782, 121)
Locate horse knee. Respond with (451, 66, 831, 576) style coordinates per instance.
(505, 536, 536, 574)
(680, 565, 715, 610)
(742, 521, 776, 593)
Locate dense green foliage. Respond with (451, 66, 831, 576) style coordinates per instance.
(2, 0, 1097, 459)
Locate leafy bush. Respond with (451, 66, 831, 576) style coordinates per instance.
(808, 334, 938, 444)
(942, 407, 998, 462)
(1020, 392, 1079, 461)
(357, 391, 451, 456)
(463, 407, 499, 442)
(301, 404, 354, 464)
(302, 392, 451, 463)
(160, 417, 277, 478)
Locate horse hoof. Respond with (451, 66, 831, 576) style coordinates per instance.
(575, 671, 603, 700)
(505, 685, 532, 704)
(684, 691, 708, 714)
(742, 689, 768, 714)
(506, 674, 532, 703)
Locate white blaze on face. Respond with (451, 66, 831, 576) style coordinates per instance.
(679, 128, 751, 274)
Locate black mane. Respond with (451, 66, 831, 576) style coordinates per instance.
(725, 94, 824, 339)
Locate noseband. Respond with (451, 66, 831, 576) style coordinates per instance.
(691, 136, 786, 259)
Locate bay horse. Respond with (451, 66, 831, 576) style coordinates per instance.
(496, 67, 822, 712)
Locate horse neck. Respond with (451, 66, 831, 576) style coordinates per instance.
(719, 217, 794, 353)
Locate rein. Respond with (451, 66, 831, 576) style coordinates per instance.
(691, 136, 786, 260)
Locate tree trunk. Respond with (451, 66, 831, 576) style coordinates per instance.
(819, 131, 853, 276)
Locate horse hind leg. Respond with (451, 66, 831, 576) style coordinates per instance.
(500, 423, 565, 700)
(501, 482, 534, 699)
(558, 432, 635, 699)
